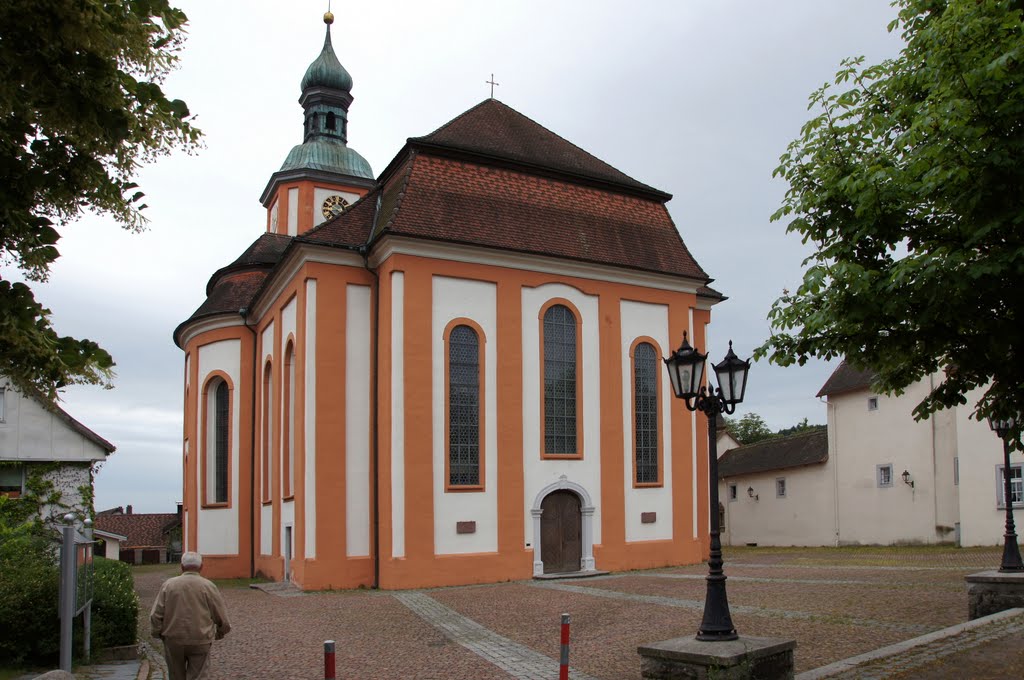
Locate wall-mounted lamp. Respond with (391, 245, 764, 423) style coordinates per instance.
(747, 486, 758, 501)
(901, 470, 914, 489)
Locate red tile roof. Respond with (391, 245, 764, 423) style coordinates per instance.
(368, 154, 706, 279)
(403, 99, 667, 199)
(93, 513, 179, 549)
(177, 100, 713, 342)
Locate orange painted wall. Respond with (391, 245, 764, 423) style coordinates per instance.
(181, 250, 712, 590)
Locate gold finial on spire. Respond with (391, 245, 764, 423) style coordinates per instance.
(324, 0, 334, 24)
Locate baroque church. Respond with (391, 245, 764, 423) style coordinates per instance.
(175, 13, 721, 589)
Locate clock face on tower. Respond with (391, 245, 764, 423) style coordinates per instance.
(321, 194, 349, 218)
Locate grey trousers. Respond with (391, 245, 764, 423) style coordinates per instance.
(162, 640, 212, 680)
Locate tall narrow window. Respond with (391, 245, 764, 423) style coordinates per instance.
(543, 304, 578, 456)
(998, 465, 1023, 508)
(262, 362, 273, 502)
(283, 343, 295, 498)
(448, 324, 481, 487)
(0, 386, 6, 422)
(633, 341, 659, 484)
(205, 378, 229, 505)
(326, 112, 336, 131)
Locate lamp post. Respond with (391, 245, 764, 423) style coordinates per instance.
(988, 416, 1023, 572)
(664, 331, 750, 641)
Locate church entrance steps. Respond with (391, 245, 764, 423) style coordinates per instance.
(532, 569, 609, 581)
(249, 581, 304, 597)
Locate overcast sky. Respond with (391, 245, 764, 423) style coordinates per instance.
(14, 1, 906, 513)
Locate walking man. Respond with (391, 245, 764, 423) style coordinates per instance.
(150, 551, 231, 680)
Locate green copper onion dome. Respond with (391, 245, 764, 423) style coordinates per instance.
(300, 14, 353, 92)
(280, 139, 373, 179)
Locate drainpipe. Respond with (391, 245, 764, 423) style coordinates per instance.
(823, 397, 840, 547)
(240, 307, 258, 579)
(929, 373, 940, 537)
(363, 192, 383, 590)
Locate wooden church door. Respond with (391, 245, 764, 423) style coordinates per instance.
(540, 491, 582, 573)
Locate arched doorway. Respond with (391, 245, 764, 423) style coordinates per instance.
(540, 491, 582, 574)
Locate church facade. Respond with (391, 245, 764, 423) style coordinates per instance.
(175, 14, 721, 590)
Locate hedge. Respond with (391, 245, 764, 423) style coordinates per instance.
(0, 536, 138, 666)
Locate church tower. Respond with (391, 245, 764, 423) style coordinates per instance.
(259, 12, 375, 236)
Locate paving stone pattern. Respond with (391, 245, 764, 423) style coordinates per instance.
(532, 580, 931, 634)
(799, 609, 1024, 679)
(395, 592, 597, 680)
(120, 546, 1021, 679)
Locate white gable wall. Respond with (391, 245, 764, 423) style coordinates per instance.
(955, 387, 1016, 547)
(0, 379, 109, 463)
(830, 379, 953, 545)
(720, 462, 836, 547)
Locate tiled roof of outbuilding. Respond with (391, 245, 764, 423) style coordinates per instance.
(817, 360, 877, 398)
(717, 428, 828, 478)
(93, 513, 179, 549)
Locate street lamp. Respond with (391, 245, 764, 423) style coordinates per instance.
(664, 331, 750, 641)
(988, 416, 1023, 572)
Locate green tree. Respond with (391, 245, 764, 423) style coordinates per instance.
(775, 417, 824, 438)
(0, 0, 201, 400)
(726, 412, 776, 445)
(760, 0, 1024, 443)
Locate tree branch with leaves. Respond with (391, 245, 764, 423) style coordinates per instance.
(759, 0, 1024, 446)
(0, 0, 201, 400)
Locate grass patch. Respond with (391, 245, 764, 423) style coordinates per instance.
(212, 576, 271, 589)
(0, 668, 33, 680)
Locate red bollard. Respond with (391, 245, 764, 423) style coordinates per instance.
(324, 640, 336, 680)
(559, 613, 570, 680)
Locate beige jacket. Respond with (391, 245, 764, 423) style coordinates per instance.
(150, 571, 231, 645)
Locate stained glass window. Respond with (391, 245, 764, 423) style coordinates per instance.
(449, 325, 480, 486)
(214, 380, 229, 503)
(544, 305, 577, 455)
(634, 342, 659, 483)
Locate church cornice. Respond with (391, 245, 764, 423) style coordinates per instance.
(260, 167, 376, 207)
(366, 235, 713, 297)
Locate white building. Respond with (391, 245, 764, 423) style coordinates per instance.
(718, 361, 1019, 547)
(0, 377, 115, 523)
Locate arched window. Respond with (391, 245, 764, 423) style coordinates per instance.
(262, 361, 273, 502)
(447, 324, 482, 487)
(633, 341, 660, 485)
(543, 303, 579, 456)
(283, 343, 295, 498)
(325, 112, 336, 131)
(205, 377, 229, 505)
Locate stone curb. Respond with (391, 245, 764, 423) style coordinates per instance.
(795, 607, 1024, 679)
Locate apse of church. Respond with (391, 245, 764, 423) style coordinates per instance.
(174, 12, 721, 590)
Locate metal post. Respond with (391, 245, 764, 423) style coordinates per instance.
(324, 640, 336, 679)
(558, 613, 570, 680)
(59, 513, 77, 671)
(83, 518, 93, 662)
(999, 435, 1024, 571)
(697, 411, 737, 640)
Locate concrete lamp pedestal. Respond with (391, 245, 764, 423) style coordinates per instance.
(965, 570, 1024, 620)
(638, 636, 796, 680)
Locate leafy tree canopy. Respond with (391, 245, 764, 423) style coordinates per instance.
(724, 414, 824, 445)
(759, 0, 1024, 443)
(725, 413, 775, 445)
(0, 0, 201, 400)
